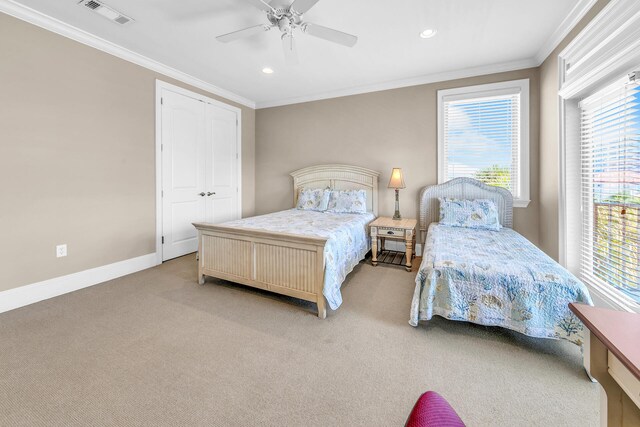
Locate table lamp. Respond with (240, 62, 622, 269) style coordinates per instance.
(388, 168, 406, 220)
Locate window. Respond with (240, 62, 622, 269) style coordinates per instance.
(579, 78, 640, 305)
(437, 79, 530, 207)
(559, 0, 640, 312)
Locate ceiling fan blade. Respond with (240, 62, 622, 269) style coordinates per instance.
(290, 0, 320, 14)
(245, 0, 274, 12)
(303, 23, 357, 47)
(217, 25, 271, 43)
(282, 33, 299, 65)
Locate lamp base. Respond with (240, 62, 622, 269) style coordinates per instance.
(393, 188, 401, 220)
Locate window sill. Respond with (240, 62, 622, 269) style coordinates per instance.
(587, 282, 639, 314)
(513, 199, 531, 208)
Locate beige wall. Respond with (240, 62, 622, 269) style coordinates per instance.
(0, 13, 255, 292)
(538, 0, 610, 260)
(256, 68, 540, 243)
(0, 0, 611, 295)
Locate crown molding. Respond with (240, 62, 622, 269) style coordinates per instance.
(2, 0, 596, 111)
(257, 0, 598, 109)
(255, 58, 538, 109)
(534, 0, 597, 65)
(0, 0, 256, 109)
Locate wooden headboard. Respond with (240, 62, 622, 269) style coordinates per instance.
(290, 164, 380, 216)
(418, 177, 513, 242)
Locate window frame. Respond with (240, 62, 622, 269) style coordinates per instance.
(563, 76, 640, 313)
(437, 79, 531, 208)
(558, 0, 640, 313)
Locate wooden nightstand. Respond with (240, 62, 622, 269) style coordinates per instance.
(370, 217, 417, 271)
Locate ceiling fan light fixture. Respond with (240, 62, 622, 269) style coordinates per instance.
(419, 28, 437, 39)
(216, 0, 358, 62)
(262, 67, 275, 74)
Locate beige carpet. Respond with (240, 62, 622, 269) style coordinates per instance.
(0, 254, 599, 426)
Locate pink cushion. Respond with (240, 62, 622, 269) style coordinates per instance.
(406, 391, 465, 427)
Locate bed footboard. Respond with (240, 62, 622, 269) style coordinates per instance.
(192, 223, 328, 318)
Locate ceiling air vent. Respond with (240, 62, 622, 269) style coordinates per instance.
(114, 16, 131, 25)
(85, 1, 101, 10)
(78, 0, 134, 25)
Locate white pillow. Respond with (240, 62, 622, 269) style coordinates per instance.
(326, 190, 368, 214)
(296, 189, 330, 211)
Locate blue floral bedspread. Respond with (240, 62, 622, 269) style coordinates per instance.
(409, 223, 593, 345)
(222, 209, 375, 310)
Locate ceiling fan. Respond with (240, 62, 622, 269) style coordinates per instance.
(216, 0, 358, 64)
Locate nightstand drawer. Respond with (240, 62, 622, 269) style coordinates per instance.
(608, 350, 640, 408)
(378, 228, 405, 237)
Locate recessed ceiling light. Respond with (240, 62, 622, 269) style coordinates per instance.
(262, 67, 274, 74)
(419, 29, 437, 39)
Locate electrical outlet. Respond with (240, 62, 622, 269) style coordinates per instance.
(56, 244, 67, 258)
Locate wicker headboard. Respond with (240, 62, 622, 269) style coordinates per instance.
(290, 164, 380, 216)
(418, 177, 513, 242)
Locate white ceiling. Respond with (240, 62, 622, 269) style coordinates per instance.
(6, 0, 586, 108)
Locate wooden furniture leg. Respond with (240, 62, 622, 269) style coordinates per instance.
(371, 226, 378, 266)
(317, 295, 327, 319)
(590, 332, 623, 426)
(405, 230, 413, 271)
(413, 236, 416, 259)
(198, 245, 205, 285)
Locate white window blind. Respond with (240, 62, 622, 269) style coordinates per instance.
(559, 0, 640, 99)
(579, 79, 640, 305)
(438, 79, 530, 206)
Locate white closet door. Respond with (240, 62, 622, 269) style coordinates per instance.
(205, 104, 239, 224)
(161, 90, 206, 261)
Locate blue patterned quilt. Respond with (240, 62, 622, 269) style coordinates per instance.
(409, 224, 593, 345)
(223, 209, 375, 310)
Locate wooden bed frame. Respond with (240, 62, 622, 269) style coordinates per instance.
(418, 177, 513, 243)
(193, 164, 380, 318)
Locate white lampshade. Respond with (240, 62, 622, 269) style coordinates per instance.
(388, 168, 406, 189)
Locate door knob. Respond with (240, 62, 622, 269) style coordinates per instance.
(207, 192, 216, 196)
(198, 192, 206, 197)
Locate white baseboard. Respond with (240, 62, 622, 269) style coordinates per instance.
(380, 240, 422, 256)
(0, 253, 158, 314)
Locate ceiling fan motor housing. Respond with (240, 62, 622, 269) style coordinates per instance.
(268, 6, 302, 33)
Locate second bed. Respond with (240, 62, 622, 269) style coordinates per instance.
(409, 178, 593, 345)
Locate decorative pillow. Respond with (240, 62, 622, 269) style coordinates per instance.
(438, 198, 501, 231)
(326, 190, 368, 214)
(296, 189, 330, 211)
